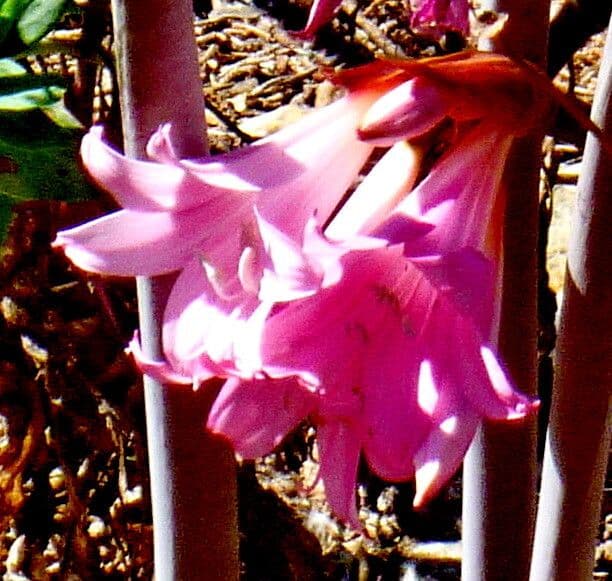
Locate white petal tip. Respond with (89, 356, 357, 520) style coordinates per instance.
(413, 460, 440, 508)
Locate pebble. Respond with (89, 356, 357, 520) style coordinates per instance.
(48, 467, 65, 491)
(87, 516, 108, 539)
(5, 535, 26, 574)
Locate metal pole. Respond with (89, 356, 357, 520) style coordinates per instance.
(530, 18, 612, 581)
(110, 1, 239, 578)
(462, 1, 549, 578)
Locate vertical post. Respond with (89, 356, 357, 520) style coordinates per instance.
(110, 2, 239, 579)
(530, 19, 612, 581)
(462, 1, 549, 579)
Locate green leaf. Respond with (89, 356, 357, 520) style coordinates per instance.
(0, 58, 68, 112)
(0, 84, 64, 110)
(0, 110, 95, 241)
(0, 0, 31, 45)
(0, 56, 24, 75)
(0, 72, 66, 94)
(41, 98, 83, 129)
(17, 0, 67, 45)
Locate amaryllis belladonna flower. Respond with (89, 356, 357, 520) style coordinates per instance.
(57, 50, 603, 526)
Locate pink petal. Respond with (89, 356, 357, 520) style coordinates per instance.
(256, 213, 328, 302)
(259, 245, 408, 384)
(54, 210, 194, 275)
(455, 330, 535, 420)
(413, 403, 479, 507)
(411, 249, 496, 336)
(317, 421, 363, 530)
(257, 212, 386, 303)
(410, 0, 469, 38)
(412, 322, 482, 507)
(379, 124, 513, 257)
(422, 302, 537, 421)
(128, 333, 198, 386)
(207, 377, 315, 458)
(291, 0, 344, 39)
(254, 96, 374, 240)
(362, 338, 431, 481)
(167, 97, 372, 232)
(146, 123, 180, 164)
(479, 345, 539, 418)
(81, 95, 372, 240)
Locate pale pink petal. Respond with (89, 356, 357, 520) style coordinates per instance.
(81, 127, 255, 212)
(127, 334, 199, 386)
(54, 201, 251, 276)
(358, 78, 449, 146)
(257, 212, 386, 303)
(232, 300, 278, 376)
(207, 377, 315, 458)
(256, 212, 328, 302)
(78, 96, 373, 250)
(254, 96, 375, 239)
(169, 97, 373, 235)
(378, 125, 513, 257)
(54, 210, 194, 275)
(326, 141, 423, 240)
(145, 123, 180, 164)
(163, 260, 263, 379)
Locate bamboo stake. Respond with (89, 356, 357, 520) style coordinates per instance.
(530, 18, 612, 581)
(109, 1, 239, 579)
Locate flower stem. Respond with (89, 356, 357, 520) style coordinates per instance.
(530, 17, 612, 581)
(462, 1, 549, 579)
(109, 1, 239, 578)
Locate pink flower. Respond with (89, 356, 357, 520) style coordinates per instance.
(409, 0, 469, 39)
(54, 95, 376, 383)
(207, 56, 546, 526)
(57, 51, 551, 526)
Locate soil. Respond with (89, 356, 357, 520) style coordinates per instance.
(0, 1, 609, 579)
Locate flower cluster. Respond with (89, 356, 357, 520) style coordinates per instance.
(294, 0, 468, 40)
(55, 51, 544, 527)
